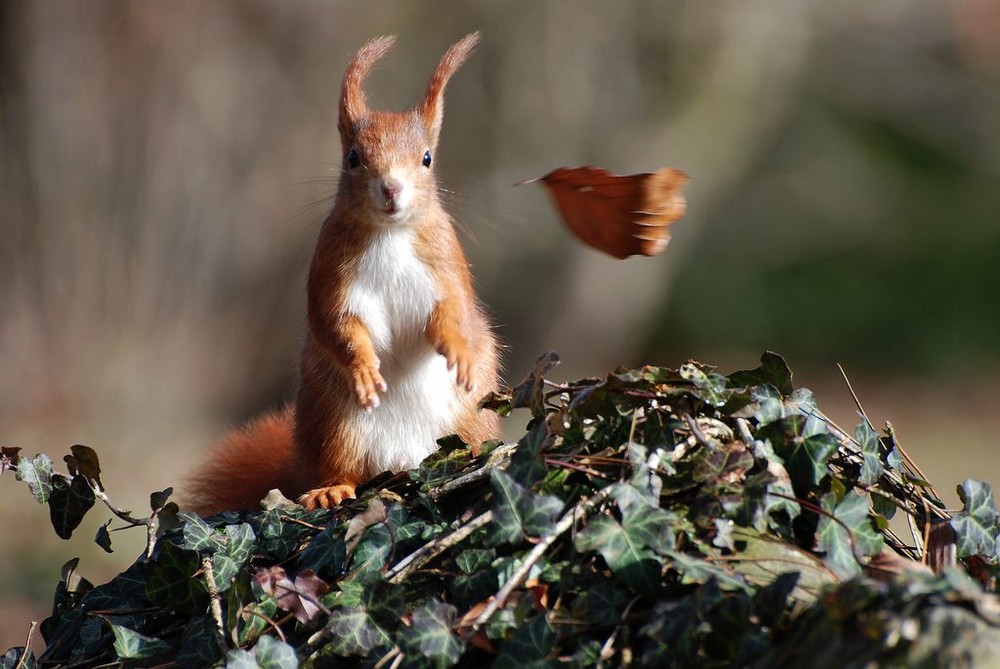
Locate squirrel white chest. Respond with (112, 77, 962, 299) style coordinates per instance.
(343, 227, 459, 474)
(345, 228, 437, 354)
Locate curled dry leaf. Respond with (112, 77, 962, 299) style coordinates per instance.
(255, 565, 331, 624)
(523, 166, 689, 259)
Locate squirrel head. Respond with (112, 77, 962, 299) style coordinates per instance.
(336, 33, 480, 225)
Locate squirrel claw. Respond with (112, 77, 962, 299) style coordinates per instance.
(299, 483, 357, 510)
(435, 340, 475, 392)
(351, 361, 386, 409)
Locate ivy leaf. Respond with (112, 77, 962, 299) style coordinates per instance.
(48, 473, 96, 540)
(400, 599, 464, 668)
(855, 422, 885, 486)
(816, 490, 882, 579)
(511, 351, 560, 417)
(16, 453, 54, 504)
(456, 548, 494, 574)
(212, 523, 256, 590)
(774, 432, 838, 489)
(753, 572, 800, 629)
(298, 522, 347, 574)
(150, 487, 173, 512)
(680, 362, 731, 406)
(488, 469, 563, 545)
(254, 634, 299, 669)
(146, 542, 207, 615)
(327, 606, 393, 656)
(349, 524, 392, 577)
(95, 520, 113, 553)
(728, 351, 794, 396)
(107, 622, 172, 660)
(180, 513, 222, 552)
(178, 616, 224, 669)
(729, 528, 832, 604)
(222, 649, 259, 669)
(951, 479, 999, 558)
(574, 513, 663, 590)
(506, 418, 550, 486)
(493, 614, 557, 668)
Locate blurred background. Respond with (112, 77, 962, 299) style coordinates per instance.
(2, 0, 999, 650)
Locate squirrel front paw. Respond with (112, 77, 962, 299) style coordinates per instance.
(299, 483, 357, 510)
(348, 357, 387, 410)
(434, 337, 474, 392)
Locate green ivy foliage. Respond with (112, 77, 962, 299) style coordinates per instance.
(2, 352, 999, 668)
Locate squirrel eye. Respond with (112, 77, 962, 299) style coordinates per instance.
(422, 150, 432, 168)
(347, 149, 360, 169)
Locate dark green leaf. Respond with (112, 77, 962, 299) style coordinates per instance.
(680, 362, 732, 406)
(150, 487, 173, 512)
(774, 432, 838, 489)
(298, 523, 347, 574)
(2, 648, 36, 669)
(95, 520, 113, 553)
(489, 469, 563, 545)
(951, 479, 999, 558)
(212, 523, 256, 590)
(816, 490, 883, 579)
(48, 473, 95, 540)
(575, 514, 662, 590)
(455, 548, 494, 574)
(177, 615, 224, 669)
(180, 513, 221, 552)
(401, 599, 464, 668)
(146, 542, 207, 614)
(507, 418, 550, 486)
(327, 606, 393, 656)
(855, 422, 885, 486)
(108, 622, 172, 660)
(753, 571, 800, 628)
(493, 614, 557, 668)
(729, 351, 794, 396)
(349, 524, 392, 577)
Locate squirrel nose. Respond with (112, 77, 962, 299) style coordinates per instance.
(380, 178, 401, 203)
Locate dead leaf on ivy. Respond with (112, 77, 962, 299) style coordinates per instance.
(521, 166, 689, 259)
(255, 565, 331, 624)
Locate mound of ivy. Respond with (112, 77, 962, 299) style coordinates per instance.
(3, 352, 1000, 668)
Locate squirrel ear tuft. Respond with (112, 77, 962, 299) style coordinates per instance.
(419, 32, 480, 145)
(339, 35, 397, 144)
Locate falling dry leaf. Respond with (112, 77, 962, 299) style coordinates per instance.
(522, 166, 689, 259)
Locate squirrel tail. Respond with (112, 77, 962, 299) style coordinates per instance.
(184, 405, 301, 515)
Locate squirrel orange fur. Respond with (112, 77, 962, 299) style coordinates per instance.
(186, 33, 499, 515)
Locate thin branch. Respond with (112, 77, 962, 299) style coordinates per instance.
(242, 607, 288, 645)
(462, 485, 616, 637)
(386, 511, 493, 583)
(837, 363, 874, 432)
(13, 622, 36, 669)
(200, 557, 228, 656)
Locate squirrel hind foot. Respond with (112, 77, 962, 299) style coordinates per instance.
(299, 483, 357, 510)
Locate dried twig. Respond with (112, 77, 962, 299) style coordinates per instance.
(386, 511, 493, 584)
(462, 484, 616, 637)
(13, 622, 36, 669)
(200, 557, 228, 656)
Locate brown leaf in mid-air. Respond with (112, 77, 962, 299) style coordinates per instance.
(523, 166, 689, 259)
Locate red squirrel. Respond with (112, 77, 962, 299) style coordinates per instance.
(186, 33, 499, 515)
